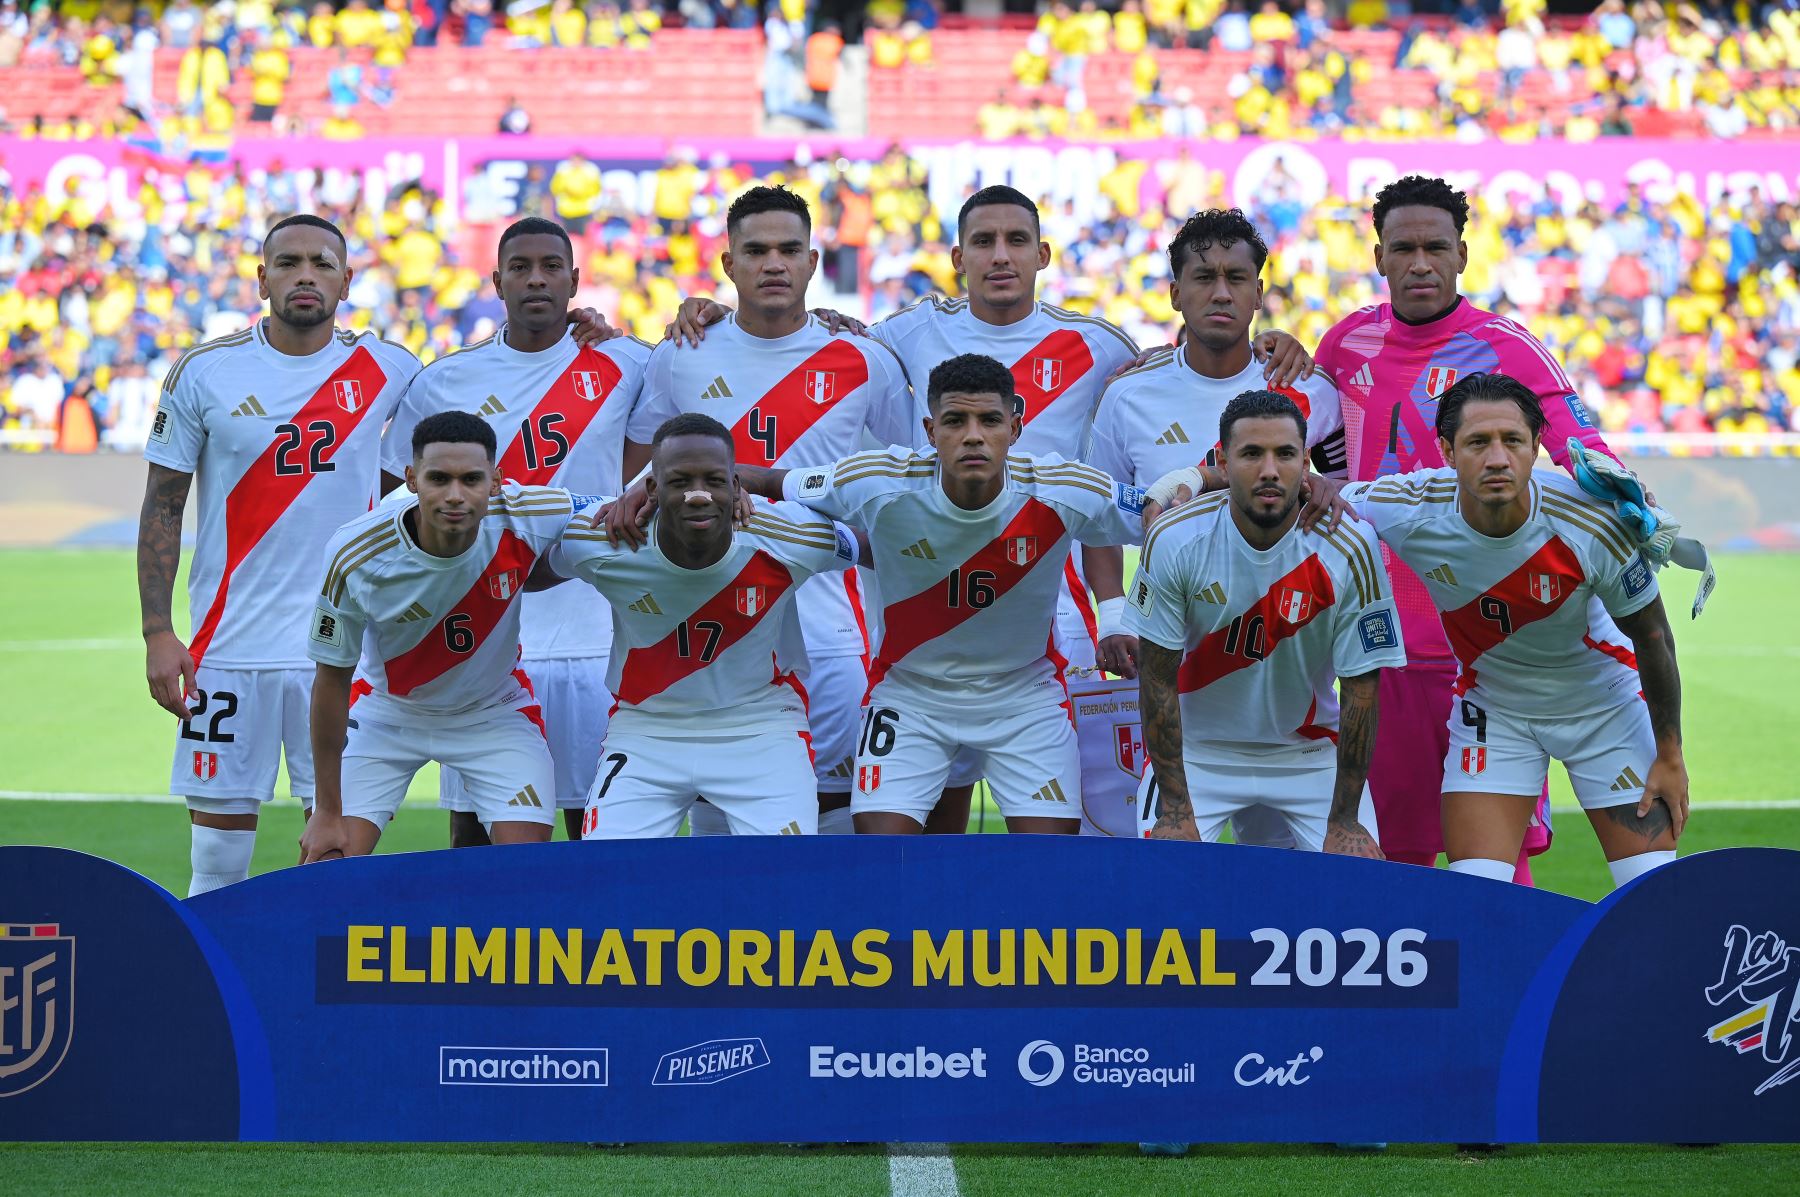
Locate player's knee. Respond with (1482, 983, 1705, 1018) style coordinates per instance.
(189, 825, 256, 896)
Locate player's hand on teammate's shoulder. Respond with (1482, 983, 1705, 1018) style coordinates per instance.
(298, 812, 351, 864)
(1253, 330, 1315, 387)
(1106, 343, 1167, 383)
(566, 307, 623, 346)
(599, 480, 655, 549)
(145, 631, 198, 718)
(734, 490, 756, 528)
(1641, 753, 1690, 839)
(1324, 819, 1386, 859)
(811, 308, 867, 337)
(1140, 464, 1208, 528)
(667, 297, 730, 347)
(1298, 474, 1356, 534)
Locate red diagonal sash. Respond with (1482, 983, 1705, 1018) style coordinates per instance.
(729, 340, 870, 464)
(614, 551, 796, 705)
(189, 344, 389, 667)
(872, 497, 1068, 682)
(1010, 329, 1094, 425)
(1178, 554, 1337, 692)
(1441, 536, 1584, 694)
(383, 530, 536, 696)
(497, 346, 626, 485)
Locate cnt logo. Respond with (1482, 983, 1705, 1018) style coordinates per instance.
(1705, 924, 1800, 1096)
(0, 921, 75, 1098)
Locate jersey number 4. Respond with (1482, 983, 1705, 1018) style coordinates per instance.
(747, 408, 779, 462)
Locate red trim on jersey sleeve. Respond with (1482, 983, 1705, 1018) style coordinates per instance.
(612, 551, 796, 705)
(1582, 633, 1639, 672)
(382, 531, 538, 697)
(1177, 555, 1337, 692)
(497, 347, 627, 485)
(729, 339, 870, 464)
(1295, 696, 1338, 743)
(188, 346, 390, 668)
(1010, 329, 1094, 426)
(869, 498, 1069, 688)
(1441, 536, 1585, 695)
(1062, 558, 1100, 655)
(844, 570, 872, 674)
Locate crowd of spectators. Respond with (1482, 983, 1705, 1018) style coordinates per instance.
(1, 143, 1793, 450)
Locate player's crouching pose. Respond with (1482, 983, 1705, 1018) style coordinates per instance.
(547, 414, 865, 838)
(300, 412, 579, 860)
(1131, 391, 1403, 853)
(738, 353, 1161, 834)
(1334, 372, 1688, 886)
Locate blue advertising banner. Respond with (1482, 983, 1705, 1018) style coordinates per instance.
(1, 840, 1795, 1143)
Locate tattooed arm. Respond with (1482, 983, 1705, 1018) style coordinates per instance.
(1140, 640, 1198, 840)
(1324, 670, 1384, 858)
(138, 463, 197, 717)
(1614, 593, 1688, 839)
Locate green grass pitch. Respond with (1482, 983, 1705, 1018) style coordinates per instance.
(3, 547, 1798, 1193)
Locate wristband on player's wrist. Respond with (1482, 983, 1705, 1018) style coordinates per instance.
(1097, 596, 1129, 641)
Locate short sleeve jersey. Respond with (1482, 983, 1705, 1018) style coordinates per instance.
(626, 314, 912, 656)
(869, 296, 1140, 459)
(1123, 494, 1406, 765)
(307, 484, 577, 728)
(145, 321, 421, 670)
(1314, 297, 1618, 663)
(1090, 347, 1347, 535)
(382, 328, 651, 661)
(547, 498, 859, 738)
(1342, 467, 1657, 717)
(785, 450, 1143, 702)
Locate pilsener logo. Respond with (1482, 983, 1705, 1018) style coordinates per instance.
(1018, 1040, 1064, 1086)
(439, 1046, 609, 1087)
(654, 1038, 770, 1086)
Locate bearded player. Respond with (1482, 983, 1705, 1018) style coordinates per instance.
(300, 412, 579, 860)
(613, 186, 913, 835)
(139, 215, 421, 894)
(381, 216, 650, 846)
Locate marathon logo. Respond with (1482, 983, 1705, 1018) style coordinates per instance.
(653, 1037, 771, 1086)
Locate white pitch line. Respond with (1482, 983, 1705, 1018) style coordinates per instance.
(888, 1143, 960, 1197)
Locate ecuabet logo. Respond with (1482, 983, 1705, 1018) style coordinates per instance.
(653, 1037, 770, 1086)
(0, 922, 75, 1098)
(1017, 1040, 1064, 1086)
(1705, 924, 1800, 1096)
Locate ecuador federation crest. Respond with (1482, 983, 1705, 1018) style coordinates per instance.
(736, 586, 769, 617)
(488, 569, 523, 601)
(804, 371, 835, 406)
(333, 380, 364, 413)
(1276, 588, 1313, 624)
(0, 922, 75, 1097)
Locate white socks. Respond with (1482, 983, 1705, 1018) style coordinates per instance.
(189, 826, 256, 896)
(1609, 850, 1677, 888)
(685, 800, 731, 837)
(1448, 857, 1517, 883)
(817, 804, 855, 835)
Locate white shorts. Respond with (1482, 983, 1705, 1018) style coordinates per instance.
(1444, 694, 1655, 810)
(172, 665, 314, 816)
(853, 677, 1081, 825)
(1133, 751, 1367, 852)
(441, 657, 609, 813)
(581, 729, 818, 838)
(341, 704, 557, 830)
(1225, 784, 1381, 848)
(807, 654, 866, 794)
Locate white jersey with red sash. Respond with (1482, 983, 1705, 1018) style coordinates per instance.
(627, 314, 911, 659)
(145, 320, 420, 670)
(547, 499, 859, 738)
(382, 328, 650, 660)
(307, 484, 577, 727)
(784, 450, 1143, 706)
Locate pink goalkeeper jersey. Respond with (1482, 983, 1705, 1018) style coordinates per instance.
(1314, 298, 1617, 663)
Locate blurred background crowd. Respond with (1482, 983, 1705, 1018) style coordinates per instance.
(0, 0, 1795, 451)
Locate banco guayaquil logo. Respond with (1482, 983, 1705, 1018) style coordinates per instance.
(0, 922, 75, 1098)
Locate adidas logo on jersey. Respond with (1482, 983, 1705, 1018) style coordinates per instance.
(1155, 422, 1190, 446)
(1028, 779, 1070, 804)
(396, 601, 431, 624)
(1349, 364, 1374, 391)
(628, 593, 663, 615)
(824, 758, 853, 780)
(1425, 564, 1459, 586)
(702, 376, 733, 401)
(900, 539, 936, 560)
(508, 784, 545, 809)
(777, 820, 804, 835)
(1194, 581, 1227, 604)
(229, 395, 268, 418)
(478, 395, 507, 416)
(1609, 766, 1645, 793)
